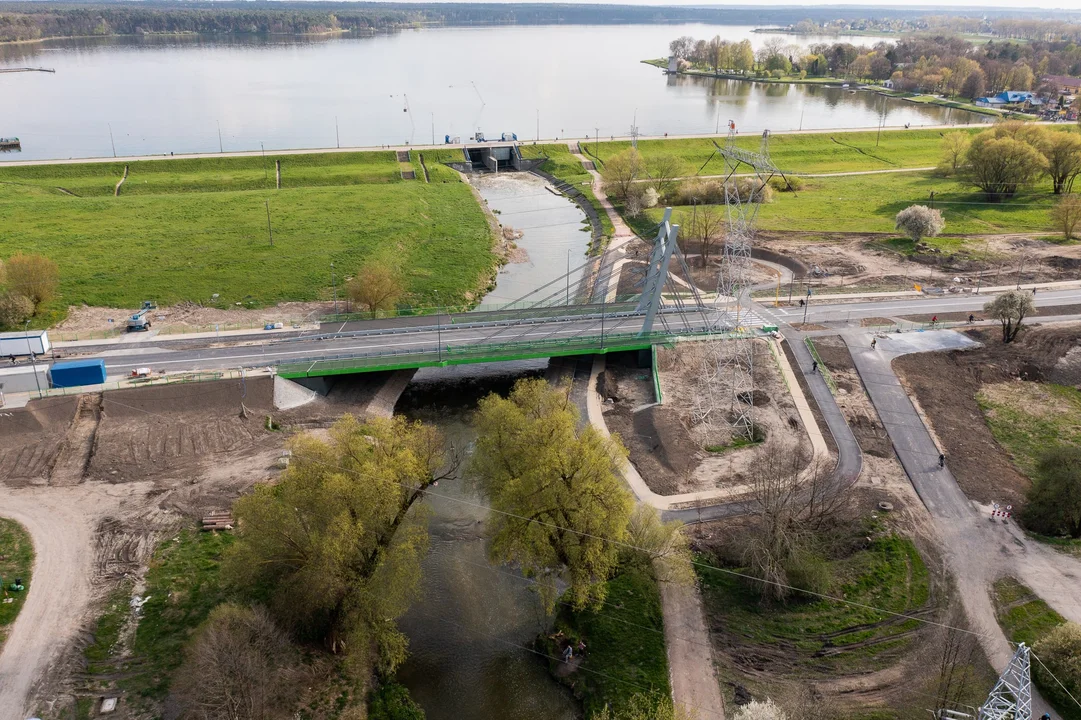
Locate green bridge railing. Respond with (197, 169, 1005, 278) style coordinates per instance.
(275, 326, 755, 378)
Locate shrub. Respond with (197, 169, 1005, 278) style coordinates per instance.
(1032, 622, 1081, 713)
(668, 178, 772, 206)
(1052, 194, 1081, 241)
(0, 293, 35, 329)
(172, 604, 299, 720)
(895, 204, 946, 242)
(1022, 446, 1081, 538)
(4, 254, 58, 308)
(369, 682, 426, 720)
(768, 176, 803, 192)
(732, 699, 788, 720)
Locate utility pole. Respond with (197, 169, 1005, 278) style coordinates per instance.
(336, 116, 340, 149)
(594, 126, 599, 157)
(261, 142, 267, 186)
(799, 108, 805, 131)
(1016, 255, 1026, 288)
(876, 96, 885, 147)
(536, 109, 540, 142)
(434, 290, 442, 362)
(431, 112, 435, 146)
(218, 120, 223, 154)
(108, 123, 116, 158)
(264, 200, 274, 247)
(566, 248, 571, 305)
(24, 320, 41, 398)
(802, 291, 811, 324)
(331, 262, 337, 314)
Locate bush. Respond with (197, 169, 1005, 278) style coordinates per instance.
(4, 254, 58, 308)
(172, 604, 299, 720)
(732, 699, 788, 720)
(895, 204, 946, 242)
(369, 682, 425, 720)
(1022, 446, 1081, 538)
(1033, 622, 1081, 714)
(768, 176, 803, 192)
(668, 178, 772, 206)
(0, 292, 35, 329)
(1052, 194, 1081, 241)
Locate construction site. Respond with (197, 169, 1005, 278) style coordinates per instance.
(1, 125, 1080, 720)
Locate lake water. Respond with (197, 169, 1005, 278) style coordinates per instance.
(1, 24, 991, 162)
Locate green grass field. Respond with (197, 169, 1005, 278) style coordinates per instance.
(978, 382, 1081, 478)
(0, 151, 495, 325)
(698, 534, 930, 676)
(641, 172, 1058, 235)
(0, 518, 33, 644)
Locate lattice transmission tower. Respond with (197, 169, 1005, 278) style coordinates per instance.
(694, 124, 793, 439)
(977, 643, 1032, 720)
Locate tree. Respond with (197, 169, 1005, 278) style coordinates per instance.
(1040, 131, 1081, 194)
(1022, 445, 1081, 538)
(173, 604, 299, 720)
(1052, 194, 1081, 241)
(960, 67, 986, 99)
(668, 36, 694, 60)
(471, 378, 634, 611)
(0, 293, 34, 329)
(940, 131, 971, 175)
(895, 205, 945, 242)
(645, 154, 681, 199)
(964, 134, 1046, 202)
(688, 203, 724, 264)
(346, 260, 403, 318)
(369, 682, 426, 720)
(601, 148, 645, 202)
(1033, 622, 1081, 712)
(983, 289, 1035, 343)
(733, 40, 755, 74)
(625, 505, 693, 585)
(224, 415, 454, 674)
(4, 253, 58, 308)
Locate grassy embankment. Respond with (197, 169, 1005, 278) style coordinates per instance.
(698, 531, 930, 711)
(992, 577, 1080, 720)
(519, 143, 617, 245)
(978, 382, 1081, 553)
(542, 560, 669, 717)
(0, 151, 497, 326)
(0, 518, 33, 645)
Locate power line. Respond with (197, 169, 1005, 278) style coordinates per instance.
(1031, 649, 1081, 711)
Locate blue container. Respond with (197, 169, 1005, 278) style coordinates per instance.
(50, 358, 107, 388)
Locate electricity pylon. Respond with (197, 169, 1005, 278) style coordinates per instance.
(976, 643, 1032, 720)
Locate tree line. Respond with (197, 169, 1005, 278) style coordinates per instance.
(669, 31, 1081, 97)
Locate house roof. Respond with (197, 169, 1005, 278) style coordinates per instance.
(1042, 74, 1081, 88)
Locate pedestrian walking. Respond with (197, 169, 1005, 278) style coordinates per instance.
(968, 314, 975, 324)
(938, 453, 945, 468)
(870, 338, 877, 350)
(811, 360, 818, 372)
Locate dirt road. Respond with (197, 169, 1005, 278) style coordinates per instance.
(0, 483, 141, 720)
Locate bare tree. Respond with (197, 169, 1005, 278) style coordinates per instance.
(646, 154, 682, 200)
(4, 253, 58, 308)
(173, 604, 299, 720)
(928, 608, 982, 713)
(346, 259, 404, 317)
(939, 132, 971, 176)
(692, 204, 724, 265)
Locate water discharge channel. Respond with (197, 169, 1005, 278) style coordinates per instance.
(394, 171, 589, 719)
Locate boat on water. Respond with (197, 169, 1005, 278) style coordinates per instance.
(0, 137, 21, 150)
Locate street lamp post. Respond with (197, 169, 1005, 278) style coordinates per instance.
(434, 290, 442, 362)
(331, 262, 337, 314)
(24, 320, 42, 398)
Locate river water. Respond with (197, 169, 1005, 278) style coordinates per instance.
(1, 24, 991, 162)
(395, 362, 579, 720)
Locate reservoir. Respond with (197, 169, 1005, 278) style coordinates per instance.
(1, 24, 991, 162)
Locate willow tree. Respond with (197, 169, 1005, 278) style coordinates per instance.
(471, 378, 634, 611)
(224, 415, 453, 675)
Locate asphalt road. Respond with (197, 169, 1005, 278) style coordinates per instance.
(82, 308, 726, 376)
(763, 288, 1081, 324)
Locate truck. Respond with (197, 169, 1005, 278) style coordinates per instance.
(50, 358, 107, 388)
(0, 329, 50, 358)
(127, 300, 156, 332)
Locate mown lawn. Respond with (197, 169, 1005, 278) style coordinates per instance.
(0, 518, 33, 644)
(0, 152, 496, 325)
(642, 172, 1058, 235)
(698, 534, 930, 676)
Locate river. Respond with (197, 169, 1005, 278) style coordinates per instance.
(1, 24, 990, 162)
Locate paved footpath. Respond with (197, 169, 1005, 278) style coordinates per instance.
(845, 330, 1081, 719)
